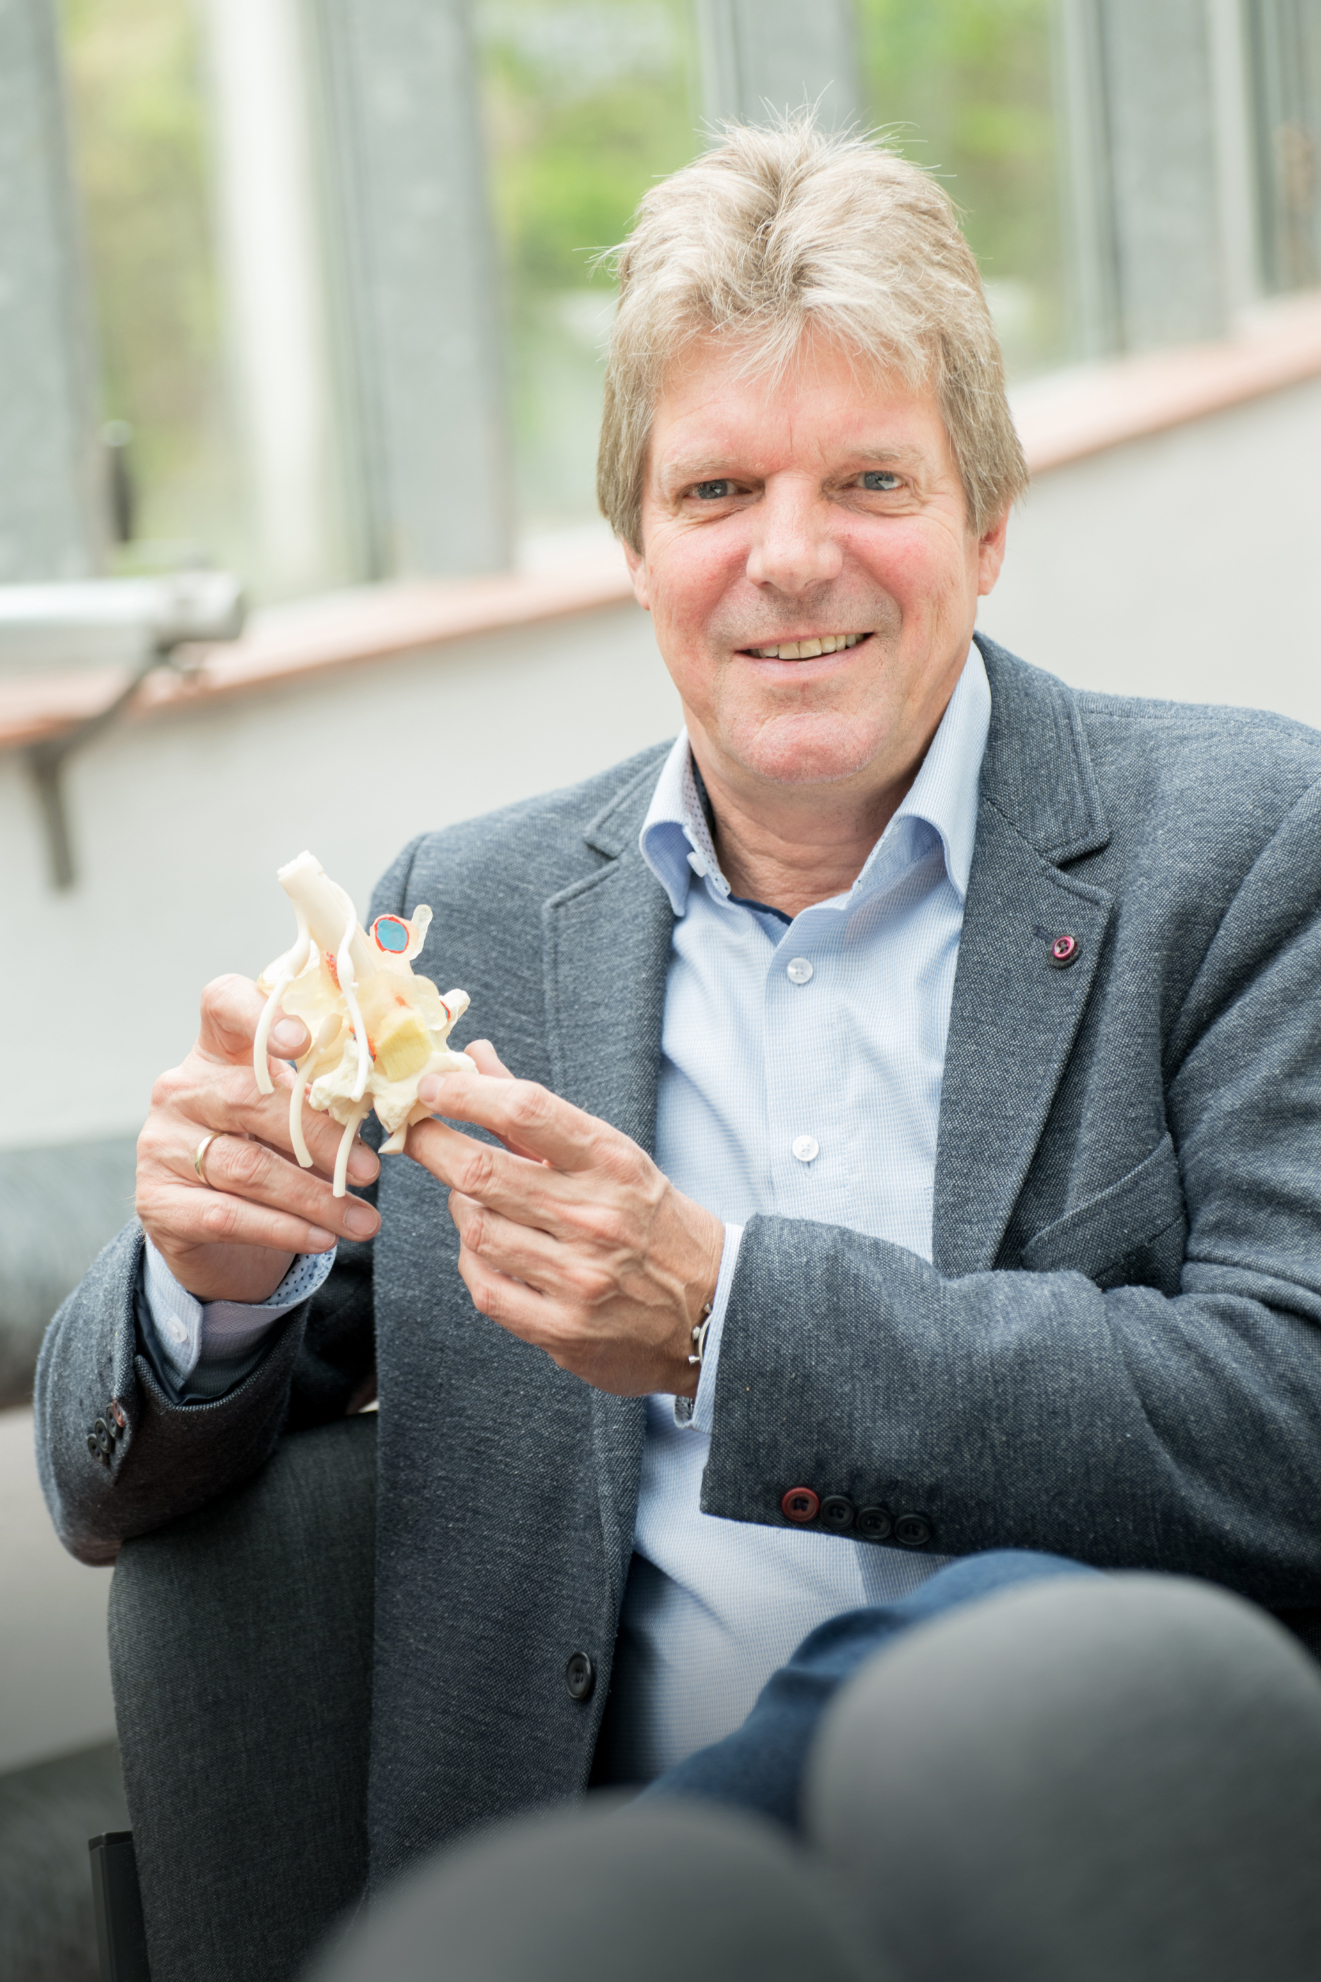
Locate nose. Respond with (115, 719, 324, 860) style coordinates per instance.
(745, 478, 843, 596)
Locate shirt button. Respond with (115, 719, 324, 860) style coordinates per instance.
(168, 1319, 188, 1346)
(786, 957, 813, 984)
(792, 1135, 819, 1164)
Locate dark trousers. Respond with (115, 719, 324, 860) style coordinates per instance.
(640, 1548, 1101, 1830)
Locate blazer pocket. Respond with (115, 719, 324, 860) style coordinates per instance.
(1021, 1133, 1187, 1295)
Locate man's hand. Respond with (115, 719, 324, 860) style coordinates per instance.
(410, 1043, 724, 1398)
(135, 974, 380, 1306)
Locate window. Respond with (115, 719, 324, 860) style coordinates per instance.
(59, 0, 242, 574)
(475, 0, 701, 545)
(859, 0, 1066, 379)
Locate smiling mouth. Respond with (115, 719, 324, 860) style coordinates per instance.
(742, 632, 871, 660)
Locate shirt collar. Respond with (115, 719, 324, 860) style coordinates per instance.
(640, 643, 990, 917)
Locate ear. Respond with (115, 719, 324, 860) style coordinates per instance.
(622, 537, 652, 613)
(976, 509, 1009, 597)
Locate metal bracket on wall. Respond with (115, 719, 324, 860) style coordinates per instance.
(26, 651, 172, 890)
(1, 572, 246, 891)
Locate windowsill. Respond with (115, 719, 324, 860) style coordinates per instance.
(1011, 288, 1321, 472)
(0, 550, 637, 749)
(1, 287, 1319, 753)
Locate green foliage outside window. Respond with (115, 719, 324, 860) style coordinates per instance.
(58, 0, 1067, 568)
(858, 0, 1065, 377)
(58, 0, 239, 571)
(476, 0, 1066, 534)
(474, 0, 702, 535)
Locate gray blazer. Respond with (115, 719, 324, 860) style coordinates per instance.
(35, 638, 1321, 1885)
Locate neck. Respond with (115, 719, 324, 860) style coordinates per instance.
(689, 747, 916, 921)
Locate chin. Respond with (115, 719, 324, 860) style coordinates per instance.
(727, 713, 883, 788)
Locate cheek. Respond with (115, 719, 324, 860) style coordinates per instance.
(649, 534, 746, 640)
(847, 521, 974, 617)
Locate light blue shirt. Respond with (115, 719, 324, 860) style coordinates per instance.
(145, 644, 990, 1781)
(600, 644, 990, 1779)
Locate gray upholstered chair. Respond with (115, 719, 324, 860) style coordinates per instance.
(104, 1413, 377, 1982)
(311, 1798, 885, 1982)
(101, 1409, 1321, 1982)
(804, 1575, 1321, 1982)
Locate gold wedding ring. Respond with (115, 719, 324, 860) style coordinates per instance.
(193, 1133, 222, 1187)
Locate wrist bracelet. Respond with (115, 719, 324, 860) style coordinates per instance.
(687, 1301, 714, 1368)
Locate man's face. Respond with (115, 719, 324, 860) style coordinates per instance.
(624, 328, 1007, 803)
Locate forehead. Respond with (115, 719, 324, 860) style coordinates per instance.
(647, 328, 949, 481)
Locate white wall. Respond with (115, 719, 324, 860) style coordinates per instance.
(0, 598, 678, 1151)
(984, 373, 1321, 722)
(3, 370, 1320, 1158)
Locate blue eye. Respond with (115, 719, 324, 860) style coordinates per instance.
(861, 471, 901, 491)
(692, 480, 733, 500)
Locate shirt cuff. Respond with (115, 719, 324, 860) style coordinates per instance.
(673, 1223, 743, 1432)
(142, 1236, 338, 1386)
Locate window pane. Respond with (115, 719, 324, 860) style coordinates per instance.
(474, 0, 701, 544)
(858, 0, 1066, 378)
(1247, 0, 1321, 295)
(58, 0, 243, 573)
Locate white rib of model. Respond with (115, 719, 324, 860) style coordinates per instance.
(253, 851, 474, 1195)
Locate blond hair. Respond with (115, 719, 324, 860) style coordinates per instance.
(596, 119, 1028, 551)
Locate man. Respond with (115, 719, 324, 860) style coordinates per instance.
(37, 123, 1321, 1886)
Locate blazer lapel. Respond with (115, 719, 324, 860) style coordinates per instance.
(542, 762, 675, 1607)
(933, 642, 1114, 1276)
(542, 863, 674, 1150)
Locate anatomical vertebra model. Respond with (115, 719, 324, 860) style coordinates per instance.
(253, 851, 474, 1195)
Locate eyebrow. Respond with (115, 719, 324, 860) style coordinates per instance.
(659, 443, 931, 486)
(658, 456, 741, 485)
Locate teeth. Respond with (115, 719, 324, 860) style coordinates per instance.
(748, 633, 863, 660)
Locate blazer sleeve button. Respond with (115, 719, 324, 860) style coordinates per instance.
(820, 1495, 855, 1531)
(565, 1651, 595, 1702)
(894, 1512, 934, 1548)
(781, 1486, 820, 1524)
(856, 1506, 893, 1541)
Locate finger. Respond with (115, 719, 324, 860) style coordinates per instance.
(408, 1117, 591, 1237)
(143, 1180, 340, 1260)
(195, 974, 275, 1066)
(269, 1010, 311, 1059)
(195, 1134, 382, 1241)
(448, 1189, 605, 1300)
(159, 1054, 379, 1188)
(455, 1245, 626, 1390)
(456, 1043, 544, 1162)
(146, 1128, 380, 1245)
(195, 973, 313, 1075)
(415, 1070, 609, 1174)
(456, 1240, 557, 1344)
(465, 1039, 514, 1080)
